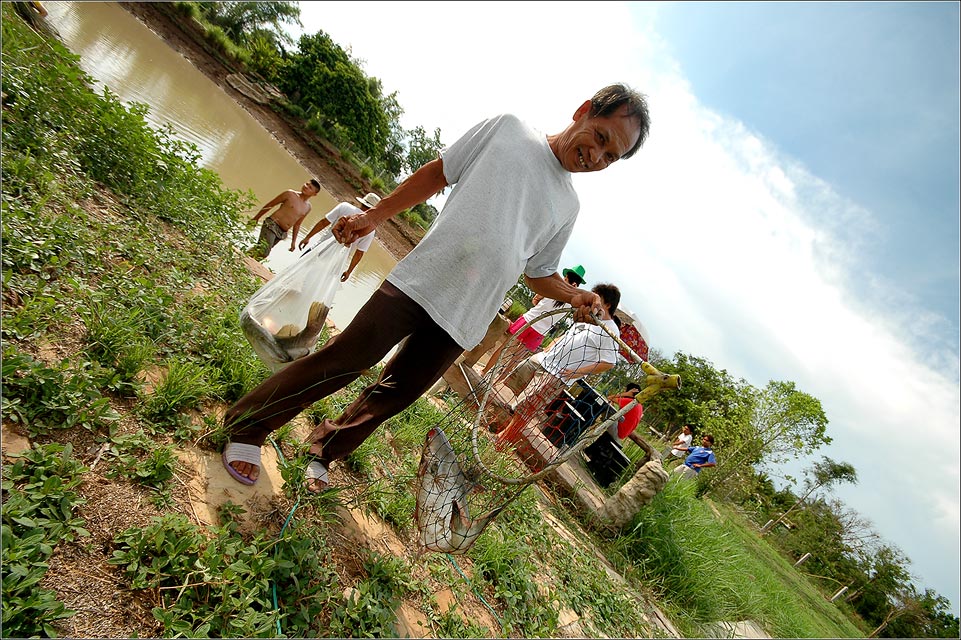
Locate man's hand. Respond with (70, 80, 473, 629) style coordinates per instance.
(298, 237, 310, 250)
(570, 290, 603, 323)
(340, 271, 350, 282)
(332, 213, 373, 245)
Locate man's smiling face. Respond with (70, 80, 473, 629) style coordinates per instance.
(551, 102, 642, 173)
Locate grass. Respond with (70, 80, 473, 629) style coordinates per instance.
(1, 6, 870, 638)
(606, 479, 865, 637)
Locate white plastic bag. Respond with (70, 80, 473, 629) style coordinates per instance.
(240, 232, 349, 371)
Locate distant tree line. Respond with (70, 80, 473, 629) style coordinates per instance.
(636, 350, 959, 638)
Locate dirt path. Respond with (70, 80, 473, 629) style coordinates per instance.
(117, 2, 419, 263)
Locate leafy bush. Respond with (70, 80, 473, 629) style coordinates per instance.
(110, 513, 340, 637)
(2, 443, 90, 637)
(81, 298, 156, 396)
(140, 358, 217, 429)
(105, 432, 177, 492)
(1, 346, 121, 438)
(328, 551, 410, 637)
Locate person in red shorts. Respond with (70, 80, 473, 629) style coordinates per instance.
(606, 382, 645, 445)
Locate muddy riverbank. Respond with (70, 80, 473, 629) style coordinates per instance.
(118, 2, 420, 263)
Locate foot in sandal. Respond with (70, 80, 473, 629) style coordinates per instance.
(222, 441, 261, 485)
(305, 459, 328, 493)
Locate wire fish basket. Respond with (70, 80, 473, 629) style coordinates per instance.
(413, 308, 679, 555)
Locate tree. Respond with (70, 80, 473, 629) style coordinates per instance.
(761, 456, 856, 535)
(405, 125, 444, 175)
(378, 89, 406, 177)
(640, 351, 754, 441)
(872, 586, 958, 638)
(706, 379, 831, 494)
(278, 31, 390, 160)
(195, 2, 302, 48)
(847, 544, 912, 609)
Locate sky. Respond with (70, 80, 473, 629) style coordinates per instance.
(289, 1, 961, 613)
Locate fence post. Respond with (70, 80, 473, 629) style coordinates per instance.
(794, 552, 811, 567)
(829, 586, 849, 602)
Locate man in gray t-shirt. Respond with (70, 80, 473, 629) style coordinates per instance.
(221, 84, 652, 493)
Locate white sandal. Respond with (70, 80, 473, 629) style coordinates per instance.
(305, 459, 329, 493)
(222, 442, 262, 486)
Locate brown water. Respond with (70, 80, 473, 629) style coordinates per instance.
(43, 1, 396, 330)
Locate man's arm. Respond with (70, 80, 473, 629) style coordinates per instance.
(298, 218, 331, 249)
(341, 249, 365, 281)
(560, 361, 614, 380)
(252, 191, 289, 221)
(288, 216, 307, 251)
(525, 273, 602, 322)
(334, 158, 447, 245)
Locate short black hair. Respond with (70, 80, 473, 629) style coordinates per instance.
(309, 178, 321, 191)
(703, 434, 715, 446)
(592, 283, 621, 317)
(589, 84, 651, 160)
(626, 382, 641, 393)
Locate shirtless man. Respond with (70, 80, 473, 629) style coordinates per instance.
(247, 179, 321, 260)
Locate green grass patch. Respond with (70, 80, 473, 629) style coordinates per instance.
(609, 479, 864, 637)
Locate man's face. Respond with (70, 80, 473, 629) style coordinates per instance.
(701, 436, 711, 447)
(553, 102, 641, 173)
(303, 182, 319, 196)
(683, 426, 692, 435)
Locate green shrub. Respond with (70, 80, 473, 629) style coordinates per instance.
(105, 432, 177, 491)
(1, 346, 120, 438)
(81, 298, 155, 396)
(110, 513, 340, 637)
(171, 2, 200, 20)
(328, 551, 410, 637)
(2, 443, 89, 637)
(506, 300, 527, 321)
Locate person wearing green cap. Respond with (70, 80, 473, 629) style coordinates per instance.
(481, 265, 587, 379)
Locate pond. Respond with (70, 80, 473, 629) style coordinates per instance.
(43, 1, 396, 331)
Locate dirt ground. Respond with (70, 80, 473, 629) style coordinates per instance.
(117, 2, 420, 264)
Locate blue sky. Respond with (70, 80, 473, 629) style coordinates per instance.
(294, 1, 960, 614)
(653, 2, 960, 336)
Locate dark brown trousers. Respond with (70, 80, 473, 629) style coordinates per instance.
(225, 281, 463, 465)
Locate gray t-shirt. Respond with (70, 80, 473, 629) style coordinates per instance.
(387, 114, 579, 349)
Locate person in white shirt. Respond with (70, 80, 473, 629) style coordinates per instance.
(220, 84, 650, 493)
(297, 192, 380, 282)
(498, 283, 622, 440)
(663, 425, 694, 463)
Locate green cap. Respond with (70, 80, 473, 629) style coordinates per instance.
(562, 265, 586, 285)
